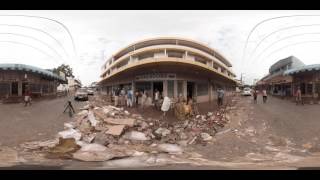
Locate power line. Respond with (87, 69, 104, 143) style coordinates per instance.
(0, 40, 61, 63)
(248, 24, 320, 62)
(0, 15, 77, 56)
(0, 32, 65, 60)
(253, 32, 320, 64)
(241, 15, 320, 72)
(0, 24, 70, 58)
(264, 40, 320, 60)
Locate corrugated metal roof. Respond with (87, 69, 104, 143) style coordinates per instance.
(284, 64, 320, 75)
(0, 63, 65, 81)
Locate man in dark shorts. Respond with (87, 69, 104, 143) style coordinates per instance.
(253, 89, 258, 104)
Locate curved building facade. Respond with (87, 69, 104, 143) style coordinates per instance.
(99, 37, 236, 103)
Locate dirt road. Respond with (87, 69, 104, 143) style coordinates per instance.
(0, 96, 88, 147)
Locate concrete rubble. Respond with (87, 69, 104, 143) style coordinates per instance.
(20, 100, 233, 163)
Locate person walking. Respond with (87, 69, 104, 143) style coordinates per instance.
(262, 89, 267, 103)
(154, 89, 160, 109)
(253, 89, 258, 104)
(127, 88, 133, 108)
(24, 88, 32, 106)
(114, 88, 120, 107)
(141, 91, 147, 109)
(295, 87, 303, 105)
(135, 90, 140, 107)
(217, 88, 225, 107)
(120, 88, 126, 106)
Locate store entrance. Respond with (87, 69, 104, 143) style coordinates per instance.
(153, 81, 163, 99)
(11, 82, 18, 96)
(187, 82, 195, 101)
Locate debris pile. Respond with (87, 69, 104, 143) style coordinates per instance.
(20, 100, 233, 162)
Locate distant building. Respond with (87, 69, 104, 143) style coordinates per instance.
(256, 56, 305, 96)
(284, 64, 320, 101)
(0, 64, 66, 100)
(67, 77, 82, 92)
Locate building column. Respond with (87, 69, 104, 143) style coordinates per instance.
(163, 80, 168, 97)
(209, 82, 213, 102)
(132, 81, 135, 103)
(150, 82, 154, 100)
(174, 80, 178, 98)
(18, 81, 22, 96)
(183, 80, 187, 100)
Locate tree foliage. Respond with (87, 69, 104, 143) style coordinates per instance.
(53, 64, 74, 78)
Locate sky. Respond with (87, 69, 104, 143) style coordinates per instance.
(0, 10, 320, 85)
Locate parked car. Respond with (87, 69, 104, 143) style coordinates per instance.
(87, 88, 94, 95)
(242, 87, 252, 96)
(74, 88, 89, 101)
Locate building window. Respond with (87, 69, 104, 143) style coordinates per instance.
(167, 80, 174, 98)
(197, 82, 208, 96)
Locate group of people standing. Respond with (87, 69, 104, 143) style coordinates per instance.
(252, 89, 268, 104)
(252, 87, 303, 105)
(113, 87, 163, 109)
(113, 87, 134, 108)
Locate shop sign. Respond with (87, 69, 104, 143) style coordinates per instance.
(135, 73, 176, 80)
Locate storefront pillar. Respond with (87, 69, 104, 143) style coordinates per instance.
(163, 80, 168, 97)
(183, 80, 187, 100)
(174, 80, 178, 98)
(18, 81, 22, 96)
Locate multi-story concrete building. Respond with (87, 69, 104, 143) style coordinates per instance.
(0, 63, 66, 101)
(98, 37, 236, 103)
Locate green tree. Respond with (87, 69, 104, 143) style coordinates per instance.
(53, 64, 74, 78)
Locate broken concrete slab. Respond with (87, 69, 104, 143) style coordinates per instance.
(58, 129, 82, 141)
(88, 110, 98, 127)
(47, 138, 81, 159)
(105, 125, 125, 136)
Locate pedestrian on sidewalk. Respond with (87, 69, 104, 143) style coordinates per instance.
(217, 88, 224, 107)
(262, 89, 267, 103)
(295, 87, 304, 105)
(253, 89, 258, 104)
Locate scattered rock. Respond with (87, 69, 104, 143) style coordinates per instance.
(155, 128, 171, 137)
(157, 144, 183, 154)
(123, 131, 150, 141)
(200, 133, 213, 141)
